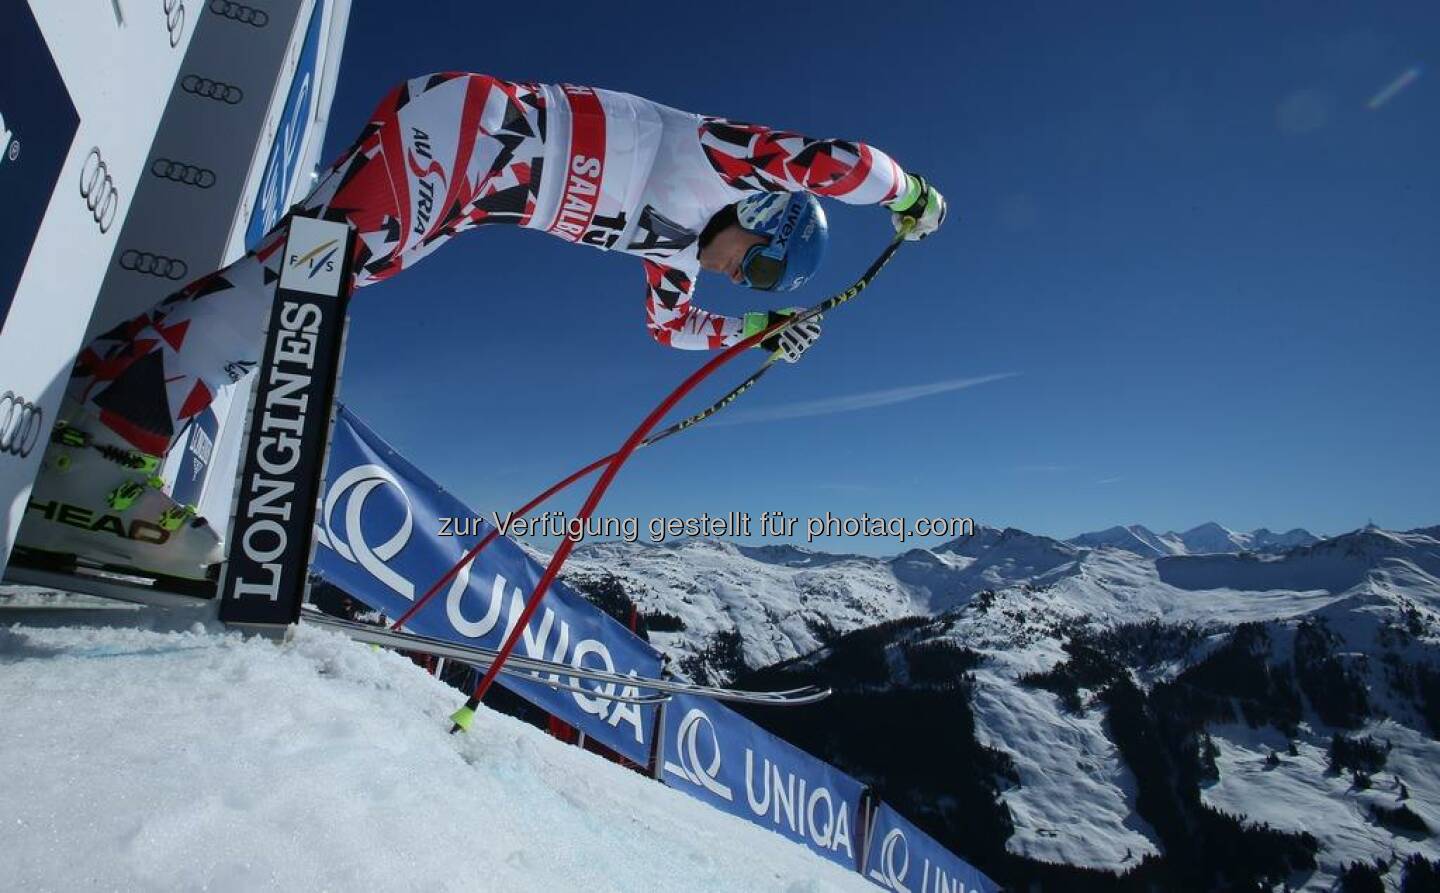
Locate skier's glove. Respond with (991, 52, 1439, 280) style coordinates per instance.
(742, 309, 823, 364)
(887, 173, 946, 241)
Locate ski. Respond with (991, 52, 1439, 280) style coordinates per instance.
(302, 610, 669, 706)
(302, 610, 831, 707)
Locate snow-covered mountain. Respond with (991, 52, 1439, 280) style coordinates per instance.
(1067, 523, 1178, 557)
(1067, 522, 1319, 558)
(562, 526, 1088, 683)
(563, 538, 926, 684)
(566, 524, 1440, 890)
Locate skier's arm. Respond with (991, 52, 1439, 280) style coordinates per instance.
(698, 118, 910, 206)
(644, 260, 746, 350)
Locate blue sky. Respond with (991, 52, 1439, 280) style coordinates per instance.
(327, 2, 1438, 553)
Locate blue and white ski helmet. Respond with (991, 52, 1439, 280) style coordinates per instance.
(734, 191, 829, 292)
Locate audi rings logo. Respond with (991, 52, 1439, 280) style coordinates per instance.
(869, 828, 912, 892)
(120, 250, 189, 280)
(667, 707, 734, 801)
(0, 392, 44, 459)
(314, 464, 415, 599)
(151, 157, 216, 188)
(79, 148, 119, 233)
(162, 0, 185, 47)
(181, 74, 243, 104)
(210, 0, 268, 26)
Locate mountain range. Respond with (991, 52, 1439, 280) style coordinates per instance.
(562, 522, 1440, 890)
(1067, 522, 1320, 558)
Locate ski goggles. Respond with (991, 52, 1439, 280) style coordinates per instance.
(739, 242, 786, 291)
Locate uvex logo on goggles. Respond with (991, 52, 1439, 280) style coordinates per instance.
(770, 199, 803, 252)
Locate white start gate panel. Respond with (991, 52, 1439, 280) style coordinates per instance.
(0, 0, 351, 585)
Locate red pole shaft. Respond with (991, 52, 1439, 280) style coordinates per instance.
(388, 452, 614, 632)
(391, 232, 905, 639)
(464, 326, 774, 705)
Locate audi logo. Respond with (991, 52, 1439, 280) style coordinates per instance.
(79, 148, 120, 234)
(210, 0, 268, 26)
(181, 74, 243, 104)
(120, 250, 189, 281)
(162, 0, 185, 47)
(151, 157, 216, 188)
(0, 392, 44, 459)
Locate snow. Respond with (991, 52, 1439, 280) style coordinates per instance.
(0, 619, 871, 891)
(6, 521, 1433, 888)
(0, 584, 134, 610)
(969, 664, 1160, 868)
(480, 522, 1440, 887)
(1202, 720, 1440, 889)
(566, 538, 925, 680)
(1067, 524, 1172, 558)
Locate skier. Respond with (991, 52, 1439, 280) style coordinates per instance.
(68, 72, 946, 459)
(33, 73, 944, 577)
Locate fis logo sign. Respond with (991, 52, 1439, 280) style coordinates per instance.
(0, 110, 16, 167)
(279, 216, 345, 295)
(293, 239, 338, 278)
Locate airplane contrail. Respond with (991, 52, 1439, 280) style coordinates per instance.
(708, 373, 1018, 427)
(1368, 65, 1423, 110)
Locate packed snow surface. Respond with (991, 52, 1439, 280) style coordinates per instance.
(0, 620, 870, 891)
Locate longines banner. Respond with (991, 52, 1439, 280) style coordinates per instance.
(864, 802, 998, 893)
(220, 217, 353, 626)
(313, 405, 663, 765)
(660, 691, 866, 872)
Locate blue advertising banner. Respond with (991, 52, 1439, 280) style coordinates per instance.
(660, 692, 866, 871)
(245, 0, 326, 249)
(312, 406, 663, 764)
(863, 802, 998, 893)
(1, 0, 80, 332)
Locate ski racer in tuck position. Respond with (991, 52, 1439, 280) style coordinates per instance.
(45, 72, 947, 576)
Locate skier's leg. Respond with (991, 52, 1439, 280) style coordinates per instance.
(66, 74, 526, 455)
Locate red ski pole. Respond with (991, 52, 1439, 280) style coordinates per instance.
(446, 228, 911, 733)
(447, 324, 777, 731)
(392, 228, 909, 640)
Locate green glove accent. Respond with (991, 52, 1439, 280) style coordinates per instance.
(742, 310, 772, 340)
(742, 308, 805, 349)
(450, 704, 477, 732)
(887, 174, 923, 213)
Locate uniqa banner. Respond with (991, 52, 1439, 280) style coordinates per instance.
(312, 405, 664, 764)
(659, 692, 865, 871)
(863, 802, 998, 893)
